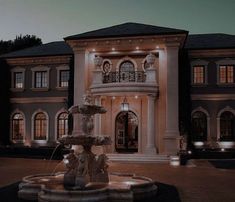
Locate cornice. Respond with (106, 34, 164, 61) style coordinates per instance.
(191, 94, 235, 101)
(188, 49, 235, 58)
(10, 97, 67, 104)
(66, 34, 186, 52)
(6, 55, 72, 66)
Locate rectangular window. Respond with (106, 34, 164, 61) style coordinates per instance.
(35, 71, 47, 88)
(14, 72, 23, 88)
(59, 70, 69, 87)
(193, 66, 205, 84)
(219, 65, 234, 84)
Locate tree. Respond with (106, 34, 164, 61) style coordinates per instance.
(0, 34, 42, 55)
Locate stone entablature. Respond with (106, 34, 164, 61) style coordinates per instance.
(6, 55, 72, 66)
(66, 34, 186, 53)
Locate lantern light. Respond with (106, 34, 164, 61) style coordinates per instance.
(121, 97, 129, 112)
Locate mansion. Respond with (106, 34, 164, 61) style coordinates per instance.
(1, 23, 235, 160)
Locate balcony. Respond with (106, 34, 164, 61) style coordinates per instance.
(90, 68, 159, 95)
(103, 71, 146, 83)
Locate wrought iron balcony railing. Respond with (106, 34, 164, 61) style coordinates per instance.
(103, 71, 146, 83)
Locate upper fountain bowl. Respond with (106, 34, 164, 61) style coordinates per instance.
(69, 105, 106, 115)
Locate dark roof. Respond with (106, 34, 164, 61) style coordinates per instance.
(0, 41, 73, 58)
(65, 22, 188, 40)
(185, 34, 235, 50)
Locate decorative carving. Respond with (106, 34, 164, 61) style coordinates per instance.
(146, 53, 156, 68)
(94, 56, 103, 69)
(59, 93, 111, 190)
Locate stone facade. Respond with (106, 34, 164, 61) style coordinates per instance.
(1, 23, 235, 159)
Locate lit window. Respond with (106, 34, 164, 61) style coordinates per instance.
(12, 113, 24, 141)
(57, 112, 68, 138)
(59, 70, 69, 87)
(220, 111, 235, 141)
(193, 66, 205, 84)
(219, 65, 234, 84)
(34, 112, 47, 140)
(14, 72, 23, 88)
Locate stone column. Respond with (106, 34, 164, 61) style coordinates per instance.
(72, 49, 89, 136)
(145, 94, 157, 154)
(94, 96, 102, 135)
(163, 44, 180, 154)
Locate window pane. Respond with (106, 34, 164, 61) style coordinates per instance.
(191, 111, 207, 141)
(60, 70, 69, 87)
(12, 113, 24, 140)
(35, 71, 47, 88)
(193, 66, 204, 84)
(34, 112, 47, 140)
(219, 65, 234, 84)
(227, 66, 234, 83)
(220, 111, 235, 141)
(14, 72, 23, 88)
(57, 112, 68, 138)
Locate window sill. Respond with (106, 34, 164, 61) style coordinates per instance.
(31, 87, 49, 92)
(56, 86, 68, 91)
(191, 83, 208, 87)
(32, 140, 48, 144)
(217, 83, 235, 87)
(10, 88, 25, 92)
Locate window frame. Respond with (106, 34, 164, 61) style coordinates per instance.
(31, 110, 49, 143)
(56, 65, 69, 90)
(192, 65, 206, 84)
(218, 65, 235, 84)
(31, 66, 50, 91)
(11, 67, 25, 92)
(216, 59, 235, 86)
(191, 60, 208, 86)
(11, 110, 25, 143)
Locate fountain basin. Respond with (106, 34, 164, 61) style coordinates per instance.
(59, 135, 112, 146)
(18, 172, 157, 201)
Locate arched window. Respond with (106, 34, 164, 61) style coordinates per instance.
(57, 112, 68, 139)
(220, 111, 235, 141)
(34, 112, 47, 140)
(12, 113, 24, 141)
(119, 61, 135, 82)
(191, 111, 207, 141)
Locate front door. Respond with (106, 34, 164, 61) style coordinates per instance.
(115, 111, 138, 153)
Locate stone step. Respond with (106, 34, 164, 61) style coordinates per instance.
(106, 153, 169, 163)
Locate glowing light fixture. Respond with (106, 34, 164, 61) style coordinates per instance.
(121, 97, 129, 112)
(112, 47, 115, 51)
(136, 46, 139, 50)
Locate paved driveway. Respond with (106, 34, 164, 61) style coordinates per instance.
(0, 158, 235, 202)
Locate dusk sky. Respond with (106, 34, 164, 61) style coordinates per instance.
(0, 0, 235, 43)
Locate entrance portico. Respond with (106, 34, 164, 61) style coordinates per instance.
(65, 22, 187, 159)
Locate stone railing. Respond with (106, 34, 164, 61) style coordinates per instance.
(103, 71, 146, 83)
(92, 67, 157, 86)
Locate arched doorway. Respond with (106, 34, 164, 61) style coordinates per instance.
(119, 61, 135, 82)
(115, 111, 138, 153)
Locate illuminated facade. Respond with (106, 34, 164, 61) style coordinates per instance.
(1, 23, 235, 160)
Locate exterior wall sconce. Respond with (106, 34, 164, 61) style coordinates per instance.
(121, 97, 129, 112)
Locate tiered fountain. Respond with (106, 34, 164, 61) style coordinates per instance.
(18, 93, 157, 202)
